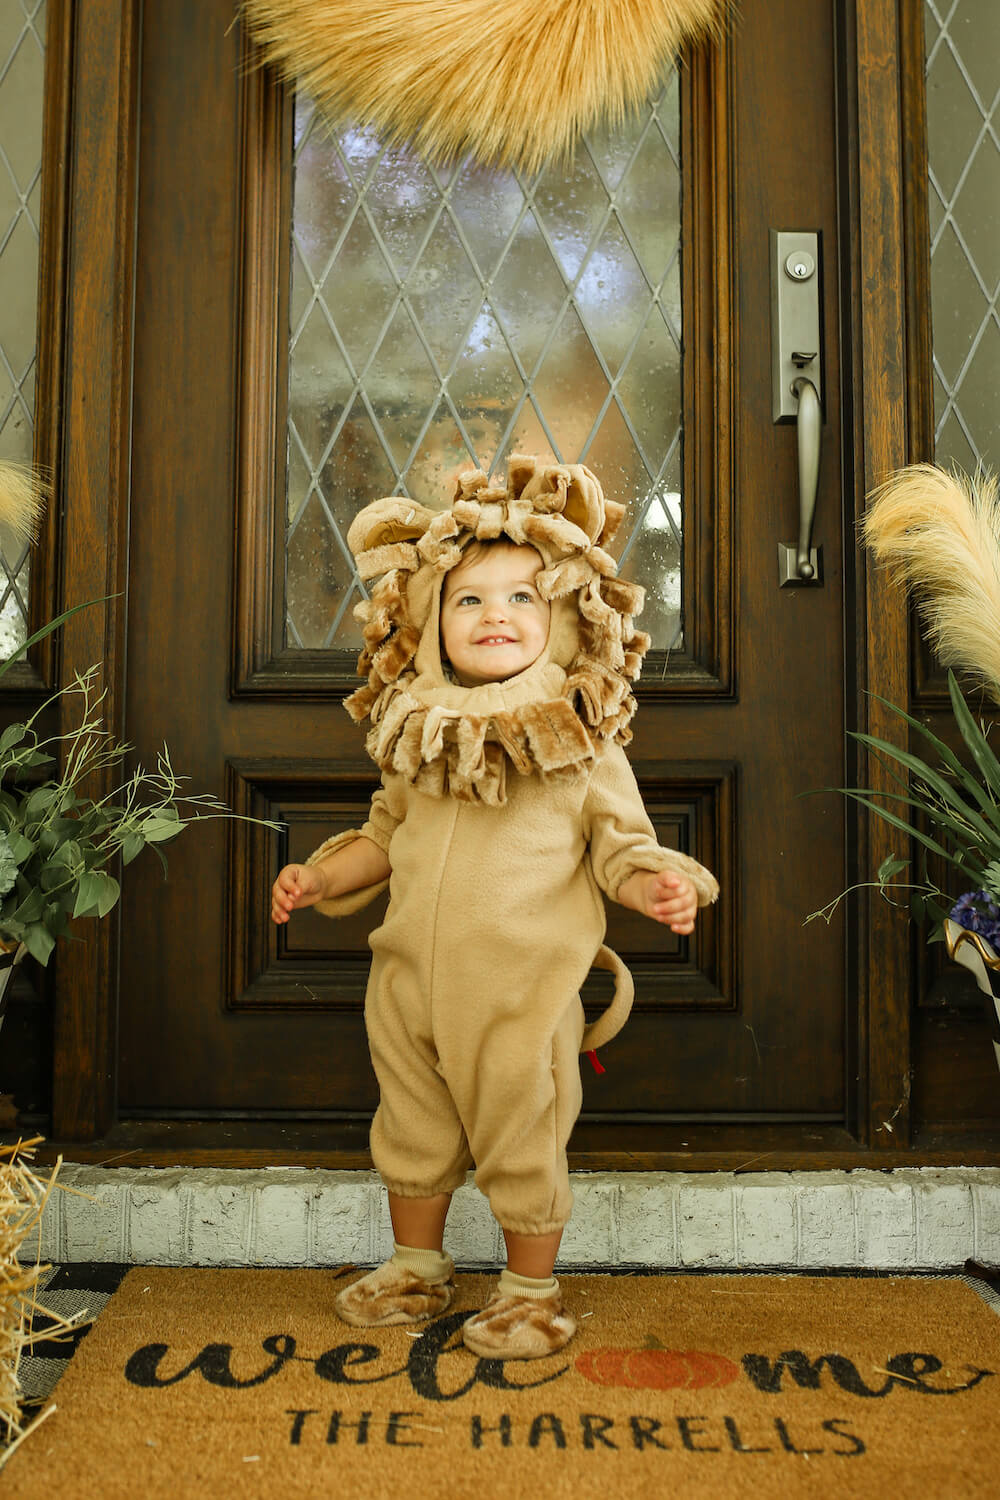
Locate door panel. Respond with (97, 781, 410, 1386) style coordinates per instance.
(120, 0, 845, 1130)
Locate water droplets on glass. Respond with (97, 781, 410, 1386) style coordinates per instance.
(479, 210, 568, 378)
(574, 216, 650, 378)
(617, 304, 682, 470)
(408, 397, 475, 510)
(288, 300, 353, 463)
(320, 395, 397, 541)
(285, 67, 684, 655)
(286, 490, 357, 649)
(531, 304, 609, 457)
(449, 158, 525, 280)
(364, 303, 440, 469)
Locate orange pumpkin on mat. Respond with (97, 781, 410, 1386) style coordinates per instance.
(576, 1346, 739, 1390)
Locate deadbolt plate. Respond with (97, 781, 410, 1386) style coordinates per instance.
(771, 230, 823, 423)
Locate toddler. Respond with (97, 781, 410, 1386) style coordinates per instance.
(271, 455, 719, 1360)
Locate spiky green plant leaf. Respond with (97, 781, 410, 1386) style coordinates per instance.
(849, 729, 1000, 853)
(947, 670, 1000, 803)
(866, 687, 1000, 834)
(837, 788, 985, 882)
(0, 596, 112, 682)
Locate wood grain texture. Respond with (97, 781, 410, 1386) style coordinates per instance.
(672, 37, 735, 697)
(51, 0, 141, 1139)
(19, 1116, 1000, 1171)
(851, 0, 913, 1147)
(232, 43, 296, 694)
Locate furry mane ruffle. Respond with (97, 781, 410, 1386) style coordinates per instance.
(343, 456, 651, 804)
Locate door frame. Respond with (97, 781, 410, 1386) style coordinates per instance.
(30, 0, 929, 1158)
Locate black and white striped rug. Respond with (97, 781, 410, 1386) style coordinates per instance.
(16, 1262, 129, 1411)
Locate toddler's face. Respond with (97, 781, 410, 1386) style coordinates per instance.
(440, 544, 549, 687)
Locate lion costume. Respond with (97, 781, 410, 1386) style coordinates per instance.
(307, 455, 719, 1234)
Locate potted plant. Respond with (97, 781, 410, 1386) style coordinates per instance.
(0, 466, 278, 1024)
(807, 463, 1000, 1063)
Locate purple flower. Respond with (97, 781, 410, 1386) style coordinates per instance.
(950, 889, 1000, 951)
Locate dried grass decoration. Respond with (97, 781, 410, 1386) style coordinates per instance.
(0, 1140, 90, 1470)
(241, 0, 728, 173)
(862, 464, 1000, 708)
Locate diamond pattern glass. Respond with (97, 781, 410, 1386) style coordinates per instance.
(925, 0, 1000, 469)
(0, 0, 44, 661)
(284, 73, 683, 654)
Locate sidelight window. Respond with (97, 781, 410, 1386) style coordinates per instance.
(924, 0, 999, 469)
(0, 0, 45, 660)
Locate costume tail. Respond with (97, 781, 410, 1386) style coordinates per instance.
(862, 463, 1000, 706)
(580, 944, 635, 1058)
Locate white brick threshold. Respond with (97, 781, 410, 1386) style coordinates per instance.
(24, 1166, 1000, 1272)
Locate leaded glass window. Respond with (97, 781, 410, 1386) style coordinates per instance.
(925, 0, 999, 468)
(284, 70, 684, 655)
(0, 0, 44, 660)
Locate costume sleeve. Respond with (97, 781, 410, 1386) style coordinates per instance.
(583, 742, 720, 907)
(303, 773, 405, 917)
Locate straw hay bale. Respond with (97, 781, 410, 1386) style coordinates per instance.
(0, 1140, 91, 1468)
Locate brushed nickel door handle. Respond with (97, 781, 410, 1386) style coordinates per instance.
(771, 229, 824, 587)
(790, 374, 821, 580)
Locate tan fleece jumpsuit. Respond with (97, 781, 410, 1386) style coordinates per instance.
(310, 736, 715, 1237)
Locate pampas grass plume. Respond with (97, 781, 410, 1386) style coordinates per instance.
(242, 0, 729, 173)
(0, 464, 45, 548)
(862, 463, 1000, 706)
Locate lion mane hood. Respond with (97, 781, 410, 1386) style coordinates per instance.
(343, 454, 651, 805)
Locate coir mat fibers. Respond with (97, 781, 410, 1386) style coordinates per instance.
(2, 1267, 999, 1498)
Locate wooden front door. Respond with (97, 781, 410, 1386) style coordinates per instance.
(115, 0, 848, 1147)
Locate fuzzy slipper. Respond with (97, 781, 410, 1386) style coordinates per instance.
(461, 1290, 577, 1360)
(335, 1258, 454, 1328)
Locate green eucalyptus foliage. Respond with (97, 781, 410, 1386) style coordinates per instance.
(0, 664, 276, 965)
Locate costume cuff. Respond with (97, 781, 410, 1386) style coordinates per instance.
(611, 848, 720, 908)
(305, 828, 390, 917)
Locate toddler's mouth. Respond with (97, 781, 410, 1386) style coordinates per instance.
(476, 636, 516, 645)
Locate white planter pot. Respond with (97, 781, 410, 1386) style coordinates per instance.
(0, 940, 26, 1039)
(945, 917, 1000, 1074)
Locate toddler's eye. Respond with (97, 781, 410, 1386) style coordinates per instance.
(457, 594, 480, 607)
(512, 591, 535, 604)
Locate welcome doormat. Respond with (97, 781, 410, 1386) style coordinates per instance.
(2, 1267, 999, 1498)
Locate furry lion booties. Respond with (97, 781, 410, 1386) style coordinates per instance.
(344, 455, 652, 806)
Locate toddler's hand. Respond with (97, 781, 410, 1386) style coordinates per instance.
(642, 871, 698, 933)
(271, 863, 326, 924)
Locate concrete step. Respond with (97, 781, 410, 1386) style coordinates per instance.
(23, 1165, 1000, 1270)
